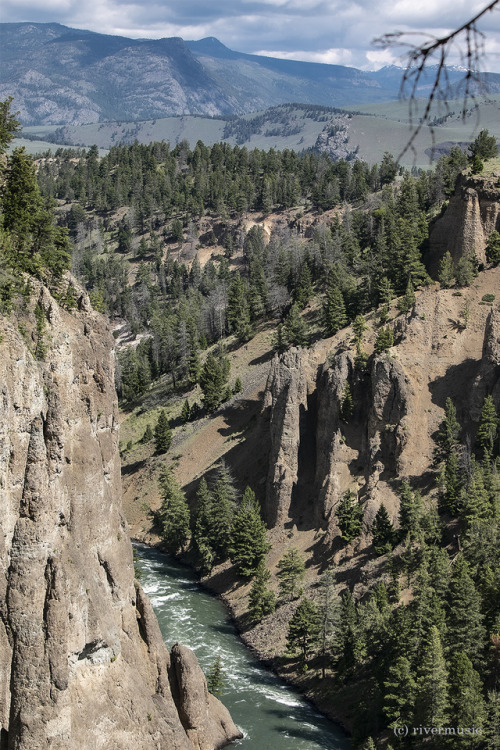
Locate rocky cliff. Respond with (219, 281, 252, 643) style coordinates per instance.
(428, 172, 500, 275)
(0, 281, 241, 749)
(263, 268, 500, 548)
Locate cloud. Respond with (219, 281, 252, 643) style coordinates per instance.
(2, 0, 500, 71)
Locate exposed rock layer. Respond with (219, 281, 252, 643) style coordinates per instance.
(0, 282, 241, 749)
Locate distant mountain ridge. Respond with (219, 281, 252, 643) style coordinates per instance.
(2, 22, 500, 126)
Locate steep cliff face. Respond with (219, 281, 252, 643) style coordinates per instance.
(428, 172, 500, 274)
(0, 282, 240, 749)
(263, 268, 500, 542)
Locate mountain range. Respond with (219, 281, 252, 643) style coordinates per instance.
(3, 22, 500, 126)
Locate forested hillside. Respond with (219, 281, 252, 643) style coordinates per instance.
(5, 101, 500, 748)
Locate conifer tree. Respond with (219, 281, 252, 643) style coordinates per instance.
(476, 395, 499, 458)
(324, 283, 347, 336)
(199, 353, 230, 412)
(277, 548, 306, 601)
(282, 302, 309, 348)
(248, 560, 276, 621)
(352, 313, 368, 343)
(318, 567, 339, 679)
(294, 262, 313, 309)
(372, 504, 395, 555)
(340, 381, 353, 422)
(181, 398, 191, 423)
(286, 598, 321, 668)
(486, 690, 500, 750)
(383, 656, 416, 729)
(398, 480, 423, 540)
(448, 652, 487, 746)
(396, 279, 416, 314)
(142, 423, 153, 443)
(446, 557, 486, 665)
(336, 490, 363, 543)
(229, 487, 270, 577)
(336, 589, 363, 672)
(434, 397, 461, 464)
(206, 656, 224, 697)
(415, 625, 449, 727)
(208, 462, 237, 560)
(438, 251, 456, 287)
(374, 326, 394, 353)
(154, 409, 172, 453)
(156, 468, 190, 553)
(193, 478, 216, 574)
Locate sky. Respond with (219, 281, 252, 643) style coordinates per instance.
(2, 0, 500, 72)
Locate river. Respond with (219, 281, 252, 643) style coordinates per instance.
(134, 544, 351, 750)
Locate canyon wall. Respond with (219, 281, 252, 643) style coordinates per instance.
(0, 282, 241, 750)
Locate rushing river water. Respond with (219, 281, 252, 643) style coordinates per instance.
(135, 544, 350, 750)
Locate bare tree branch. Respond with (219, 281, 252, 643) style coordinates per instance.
(373, 1, 500, 160)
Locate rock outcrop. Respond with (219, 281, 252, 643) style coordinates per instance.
(0, 282, 241, 749)
(428, 172, 500, 275)
(263, 268, 500, 540)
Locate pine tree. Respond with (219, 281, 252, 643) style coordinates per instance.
(181, 398, 191, 423)
(340, 381, 354, 422)
(396, 279, 416, 314)
(156, 468, 190, 553)
(446, 557, 486, 665)
(318, 567, 339, 678)
(448, 652, 487, 746)
(248, 560, 276, 621)
(282, 303, 309, 348)
(193, 478, 215, 574)
(154, 409, 172, 453)
(374, 326, 394, 353)
(206, 656, 224, 696)
(438, 251, 456, 287)
(324, 283, 347, 336)
(352, 313, 368, 343)
(142, 423, 153, 443)
(229, 487, 270, 577)
(486, 690, 500, 750)
(277, 548, 306, 601)
(383, 656, 416, 729)
(199, 353, 230, 412)
(398, 480, 423, 540)
(336, 490, 363, 543)
(286, 598, 321, 668)
(372, 504, 395, 555)
(294, 262, 313, 308)
(476, 395, 499, 458)
(336, 589, 363, 672)
(434, 397, 461, 464)
(415, 625, 449, 727)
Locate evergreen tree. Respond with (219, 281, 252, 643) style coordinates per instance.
(485, 231, 500, 265)
(277, 548, 306, 601)
(383, 656, 416, 729)
(469, 129, 498, 161)
(448, 652, 487, 747)
(294, 262, 313, 308)
(415, 625, 449, 727)
(248, 560, 276, 621)
(476, 395, 499, 458)
(181, 398, 191, 423)
(434, 397, 461, 464)
(398, 480, 423, 540)
(318, 567, 340, 678)
(374, 326, 394, 353)
(372, 504, 395, 555)
(437, 251, 456, 287)
(233, 376, 242, 394)
(324, 283, 347, 336)
(438, 451, 463, 515)
(282, 302, 309, 348)
(229, 487, 270, 577)
(286, 598, 321, 668)
(193, 478, 215, 574)
(486, 691, 500, 750)
(142, 423, 153, 443)
(199, 353, 230, 412)
(206, 656, 224, 697)
(156, 468, 190, 553)
(208, 462, 237, 560)
(336, 490, 363, 543)
(340, 381, 353, 422)
(336, 589, 363, 672)
(352, 313, 368, 343)
(396, 279, 416, 314)
(154, 409, 172, 453)
(446, 557, 486, 665)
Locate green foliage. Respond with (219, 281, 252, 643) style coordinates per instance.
(248, 560, 276, 621)
(485, 231, 500, 266)
(142, 423, 153, 443)
(206, 656, 224, 697)
(286, 598, 321, 667)
(199, 352, 230, 412)
(181, 398, 191, 423)
(340, 381, 353, 422)
(396, 279, 416, 314)
(437, 251, 455, 287)
(233, 376, 242, 394)
(336, 490, 363, 543)
(469, 129, 498, 162)
(415, 625, 449, 727)
(324, 281, 347, 336)
(154, 409, 172, 453)
(229, 487, 270, 577)
(156, 468, 190, 553)
(352, 314, 367, 343)
(383, 656, 416, 729)
(371, 504, 395, 555)
(34, 302, 48, 360)
(476, 395, 499, 458)
(374, 326, 394, 353)
(277, 548, 306, 601)
(0, 97, 20, 152)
